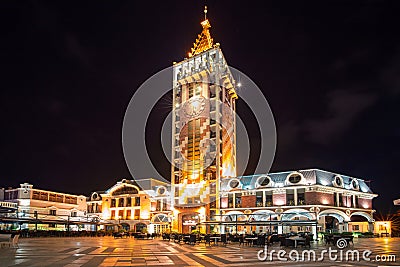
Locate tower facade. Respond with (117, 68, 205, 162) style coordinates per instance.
(171, 13, 238, 232)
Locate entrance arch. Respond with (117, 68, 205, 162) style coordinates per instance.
(281, 208, 316, 220)
(318, 209, 350, 233)
(222, 211, 247, 222)
(351, 211, 373, 222)
(120, 223, 130, 231)
(222, 211, 247, 234)
(180, 213, 199, 234)
(249, 210, 277, 221)
(135, 222, 147, 233)
(318, 209, 350, 222)
(249, 210, 279, 234)
(151, 214, 170, 234)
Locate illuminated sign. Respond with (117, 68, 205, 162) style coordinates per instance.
(182, 220, 197, 226)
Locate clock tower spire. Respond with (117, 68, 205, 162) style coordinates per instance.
(171, 7, 238, 233)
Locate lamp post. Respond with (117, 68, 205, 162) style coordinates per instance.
(117, 215, 121, 232)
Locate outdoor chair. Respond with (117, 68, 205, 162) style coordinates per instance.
(204, 235, 211, 246)
(325, 235, 334, 245)
(257, 235, 266, 247)
(270, 234, 280, 243)
(178, 235, 182, 244)
(265, 235, 273, 246)
(183, 235, 190, 244)
(219, 234, 227, 246)
(189, 235, 196, 245)
(279, 236, 287, 247)
(239, 235, 246, 246)
(162, 233, 170, 241)
(347, 236, 354, 245)
(297, 236, 311, 248)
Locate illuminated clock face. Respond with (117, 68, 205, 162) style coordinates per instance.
(183, 96, 206, 118)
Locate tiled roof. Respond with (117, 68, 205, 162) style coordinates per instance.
(224, 168, 373, 193)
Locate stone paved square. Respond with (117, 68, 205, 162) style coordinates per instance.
(0, 237, 399, 266)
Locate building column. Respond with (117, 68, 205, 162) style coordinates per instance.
(368, 222, 374, 232)
(263, 190, 266, 207)
(343, 221, 349, 232)
(278, 224, 283, 234)
(294, 189, 298, 205)
(312, 225, 317, 240)
(337, 222, 342, 233)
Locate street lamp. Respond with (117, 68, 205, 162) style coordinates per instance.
(117, 216, 121, 231)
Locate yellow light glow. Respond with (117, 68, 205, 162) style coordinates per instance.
(197, 206, 205, 215)
(102, 209, 110, 220)
(140, 211, 149, 220)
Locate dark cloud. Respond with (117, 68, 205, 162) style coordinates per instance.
(304, 90, 378, 145)
(64, 33, 92, 69)
(380, 46, 400, 95)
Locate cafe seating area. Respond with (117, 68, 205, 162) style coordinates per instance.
(161, 232, 315, 248)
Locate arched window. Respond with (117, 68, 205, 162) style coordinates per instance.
(228, 179, 240, 189)
(285, 172, 305, 185)
(289, 174, 301, 184)
(152, 214, 169, 223)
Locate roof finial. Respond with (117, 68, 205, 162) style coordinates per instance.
(204, 5, 207, 20)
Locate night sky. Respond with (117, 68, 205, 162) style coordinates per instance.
(1, 1, 399, 213)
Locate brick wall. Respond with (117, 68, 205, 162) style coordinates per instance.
(242, 195, 256, 208)
(343, 195, 352, 208)
(358, 198, 372, 209)
(305, 192, 334, 205)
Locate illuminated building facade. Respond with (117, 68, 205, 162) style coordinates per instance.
(0, 183, 87, 231)
(87, 178, 171, 234)
(218, 169, 377, 237)
(170, 8, 238, 233)
(0, 9, 380, 236)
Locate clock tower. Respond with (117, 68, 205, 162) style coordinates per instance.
(171, 7, 238, 232)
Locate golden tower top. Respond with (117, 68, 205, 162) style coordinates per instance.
(188, 6, 214, 57)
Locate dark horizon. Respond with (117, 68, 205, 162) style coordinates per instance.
(1, 1, 399, 213)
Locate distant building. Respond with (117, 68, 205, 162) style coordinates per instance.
(0, 183, 87, 231)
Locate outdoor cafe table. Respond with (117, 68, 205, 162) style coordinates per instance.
(210, 236, 221, 245)
(245, 237, 258, 246)
(0, 234, 11, 242)
(0, 234, 11, 248)
(286, 236, 305, 248)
